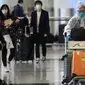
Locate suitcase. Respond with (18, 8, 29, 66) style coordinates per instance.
(72, 51, 85, 76)
(21, 35, 34, 61)
(21, 25, 34, 61)
(27, 35, 34, 61)
(21, 36, 29, 61)
(58, 24, 66, 43)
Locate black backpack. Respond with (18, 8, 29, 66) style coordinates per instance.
(0, 79, 7, 85)
(71, 27, 85, 41)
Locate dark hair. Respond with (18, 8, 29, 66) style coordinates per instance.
(18, 0, 23, 3)
(34, 0, 43, 6)
(0, 4, 10, 19)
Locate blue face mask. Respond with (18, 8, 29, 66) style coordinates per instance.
(78, 13, 85, 18)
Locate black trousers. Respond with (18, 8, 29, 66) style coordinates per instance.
(2, 33, 15, 67)
(35, 33, 46, 58)
(2, 46, 15, 67)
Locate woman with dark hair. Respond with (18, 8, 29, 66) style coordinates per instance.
(0, 4, 19, 72)
(0, 4, 10, 20)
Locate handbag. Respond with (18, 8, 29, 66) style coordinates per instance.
(71, 27, 85, 41)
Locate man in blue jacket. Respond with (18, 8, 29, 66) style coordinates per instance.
(12, 0, 25, 17)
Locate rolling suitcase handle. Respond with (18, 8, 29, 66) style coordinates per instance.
(24, 26, 30, 38)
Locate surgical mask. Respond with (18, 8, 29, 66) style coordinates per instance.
(2, 9, 8, 14)
(36, 5, 42, 11)
(19, 3, 24, 8)
(78, 12, 85, 18)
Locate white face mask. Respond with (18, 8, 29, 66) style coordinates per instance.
(19, 3, 24, 8)
(2, 9, 8, 14)
(36, 5, 42, 11)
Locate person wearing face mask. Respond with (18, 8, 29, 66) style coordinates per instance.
(12, 0, 25, 17)
(31, 0, 50, 62)
(0, 4, 20, 72)
(63, 1, 85, 41)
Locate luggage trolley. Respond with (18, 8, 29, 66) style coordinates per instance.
(61, 34, 85, 85)
(68, 41, 85, 85)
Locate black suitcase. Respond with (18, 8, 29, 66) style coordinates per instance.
(21, 36, 34, 61)
(21, 35, 34, 61)
(28, 35, 34, 61)
(58, 24, 66, 43)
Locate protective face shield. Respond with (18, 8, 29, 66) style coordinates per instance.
(2, 9, 8, 15)
(77, 1, 85, 10)
(35, 4, 42, 11)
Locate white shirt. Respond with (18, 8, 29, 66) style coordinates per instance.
(26, 15, 31, 25)
(37, 11, 41, 33)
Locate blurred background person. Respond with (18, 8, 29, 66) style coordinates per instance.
(12, 0, 25, 18)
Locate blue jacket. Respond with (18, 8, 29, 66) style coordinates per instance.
(13, 4, 25, 17)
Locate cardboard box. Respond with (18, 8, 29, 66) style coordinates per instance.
(68, 41, 85, 50)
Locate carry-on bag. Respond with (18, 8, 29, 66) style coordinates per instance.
(71, 27, 85, 41)
(21, 26, 34, 61)
(21, 35, 34, 61)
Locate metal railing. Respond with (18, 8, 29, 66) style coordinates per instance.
(49, 17, 71, 21)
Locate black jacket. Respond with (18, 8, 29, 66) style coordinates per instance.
(31, 9, 50, 34)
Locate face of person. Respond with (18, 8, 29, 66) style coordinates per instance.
(35, 4, 42, 11)
(78, 5, 85, 18)
(78, 5, 85, 14)
(2, 6, 8, 15)
(19, 2, 24, 8)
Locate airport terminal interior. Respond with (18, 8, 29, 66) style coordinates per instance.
(0, 0, 85, 85)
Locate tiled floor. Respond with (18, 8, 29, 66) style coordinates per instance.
(0, 45, 65, 85)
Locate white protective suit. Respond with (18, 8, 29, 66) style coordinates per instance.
(64, 1, 85, 36)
